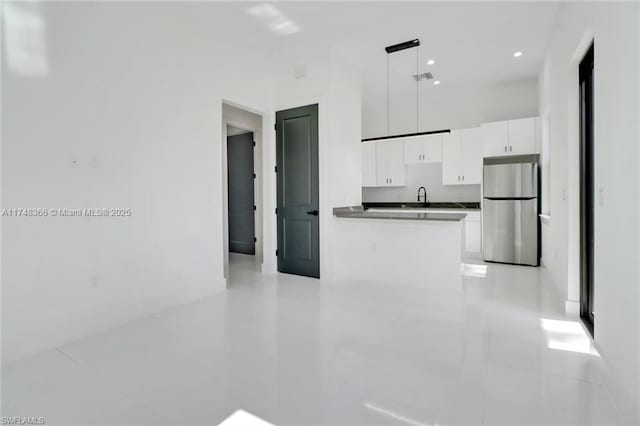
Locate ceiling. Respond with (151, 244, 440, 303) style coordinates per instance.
(217, 1, 559, 96)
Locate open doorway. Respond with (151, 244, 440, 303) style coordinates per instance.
(222, 103, 264, 280)
(579, 43, 595, 336)
(227, 128, 256, 255)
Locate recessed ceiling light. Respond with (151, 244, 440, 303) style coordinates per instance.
(433, 80, 440, 85)
(427, 59, 435, 65)
(513, 51, 523, 57)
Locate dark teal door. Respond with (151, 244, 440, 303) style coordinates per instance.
(227, 132, 255, 255)
(276, 104, 320, 278)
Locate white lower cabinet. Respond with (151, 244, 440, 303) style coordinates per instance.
(418, 209, 482, 255)
(361, 140, 406, 187)
(464, 212, 482, 254)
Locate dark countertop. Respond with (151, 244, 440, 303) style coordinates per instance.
(363, 201, 480, 210)
(333, 206, 466, 222)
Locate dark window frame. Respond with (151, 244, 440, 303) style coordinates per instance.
(579, 42, 595, 337)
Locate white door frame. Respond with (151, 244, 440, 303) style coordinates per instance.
(221, 101, 266, 280)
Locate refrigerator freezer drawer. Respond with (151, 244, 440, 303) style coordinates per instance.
(483, 198, 539, 266)
(483, 163, 538, 198)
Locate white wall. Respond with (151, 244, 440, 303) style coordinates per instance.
(1, 2, 275, 363)
(363, 163, 480, 203)
(362, 78, 538, 139)
(539, 2, 640, 423)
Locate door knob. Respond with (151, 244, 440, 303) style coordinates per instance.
(306, 210, 319, 216)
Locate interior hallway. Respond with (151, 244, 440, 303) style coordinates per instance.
(2, 255, 617, 425)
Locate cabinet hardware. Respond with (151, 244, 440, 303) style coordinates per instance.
(504, 146, 507, 152)
(509, 146, 512, 152)
(462, 175, 465, 181)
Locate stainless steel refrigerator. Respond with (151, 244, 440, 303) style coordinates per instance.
(483, 156, 539, 266)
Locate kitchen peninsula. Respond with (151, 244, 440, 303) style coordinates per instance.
(332, 205, 466, 288)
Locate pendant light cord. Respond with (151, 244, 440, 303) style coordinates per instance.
(387, 54, 390, 136)
(416, 47, 419, 132)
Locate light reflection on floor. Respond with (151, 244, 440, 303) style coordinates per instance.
(218, 409, 274, 426)
(363, 402, 432, 426)
(463, 263, 488, 278)
(540, 318, 600, 356)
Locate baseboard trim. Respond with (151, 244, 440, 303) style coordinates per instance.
(565, 300, 580, 317)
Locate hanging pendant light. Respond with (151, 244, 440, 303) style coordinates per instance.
(385, 38, 421, 136)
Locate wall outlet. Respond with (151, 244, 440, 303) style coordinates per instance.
(598, 187, 604, 206)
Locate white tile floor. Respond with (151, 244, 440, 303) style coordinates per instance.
(2, 255, 621, 425)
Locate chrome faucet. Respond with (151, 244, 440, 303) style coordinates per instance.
(417, 186, 427, 204)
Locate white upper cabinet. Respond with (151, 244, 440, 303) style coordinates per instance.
(376, 140, 406, 186)
(361, 142, 377, 187)
(442, 128, 482, 185)
(508, 117, 538, 155)
(361, 139, 406, 187)
(481, 121, 509, 156)
(482, 117, 540, 157)
(460, 128, 482, 184)
(403, 134, 443, 164)
(403, 137, 423, 164)
(442, 132, 461, 185)
(423, 134, 443, 162)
